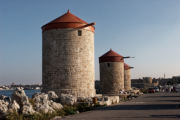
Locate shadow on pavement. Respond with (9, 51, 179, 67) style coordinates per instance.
(110, 115, 180, 119)
(151, 115, 180, 118)
(97, 104, 180, 110)
(160, 96, 180, 97)
(145, 95, 180, 98)
(158, 100, 180, 102)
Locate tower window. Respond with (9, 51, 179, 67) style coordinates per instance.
(78, 30, 82, 36)
(107, 63, 110, 67)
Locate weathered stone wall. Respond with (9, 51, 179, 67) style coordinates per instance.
(124, 69, 131, 90)
(143, 77, 152, 84)
(42, 28, 95, 97)
(100, 62, 124, 95)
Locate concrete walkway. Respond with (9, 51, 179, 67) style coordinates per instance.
(62, 92, 180, 120)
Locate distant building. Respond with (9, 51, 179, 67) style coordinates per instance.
(131, 76, 180, 88)
(131, 79, 144, 88)
(172, 76, 180, 84)
(132, 77, 157, 88)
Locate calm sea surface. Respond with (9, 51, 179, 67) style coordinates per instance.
(0, 89, 41, 98)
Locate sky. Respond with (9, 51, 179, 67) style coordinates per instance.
(0, 0, 180, 85)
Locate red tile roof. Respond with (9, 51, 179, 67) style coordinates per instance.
(99, 49, 124, 63)
(42, 10, 95, 32)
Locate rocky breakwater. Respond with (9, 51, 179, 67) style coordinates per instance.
(32, 91, 63, 113)
(95, 89, 144, 106)
(60, 93, 77, 105)
(11, 87, 36, 114)
(0, 88, 144, 120)
(0, 88, 63, 119)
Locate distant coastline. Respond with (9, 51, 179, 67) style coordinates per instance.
(0, 89, 41, 98)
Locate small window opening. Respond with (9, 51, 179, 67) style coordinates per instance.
(78, 30, 82, 36)
(107, 63, 110, 67)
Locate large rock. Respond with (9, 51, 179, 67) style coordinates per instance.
(49, 100, 63, 110)
(32, 93, 49, 102)
(8, 100, 20, 113)
(32, 93, 63, 113)
(33, 93, 53, 113)
(108, 96, 119, 104)
(97, 96, 120, 106)
(11, 87, 36, 114)
(0, 95, 11, 103)
(77, 97, 92, 103)
(131, 89, 140, 94)
(48, 91, 58, 101)
(0, 100, 9, 119)
(60, 94, 77, 105)
(11, 87, 27, 107)
(21, 102, 36, 115)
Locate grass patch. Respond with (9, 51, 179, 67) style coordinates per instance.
(63, 105, 77, 115)
(77, 103, 93, 112)
(121, 96, 129, 102)
(140, 88, 148, 94)
(6, 112, 58, 120)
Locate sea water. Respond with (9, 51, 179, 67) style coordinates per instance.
(0, 89, 41, 98)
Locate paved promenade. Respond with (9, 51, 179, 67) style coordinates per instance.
(62, 92, 180, 120)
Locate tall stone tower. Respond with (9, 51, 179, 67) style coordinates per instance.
(42, 10, 95, 97)
(99, 49, 124, 95)
(124, 63, 131, 91)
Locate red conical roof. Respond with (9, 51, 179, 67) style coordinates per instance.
(124, 63, 130, 70)
(42, 10, 95, 32)
(99, 49, 124, 63)
(48, 10, 88, 24)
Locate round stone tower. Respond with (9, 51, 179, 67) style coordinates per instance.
(99, 49, 124, 95)
(124, 63, 131, 91)
(42, 10, 95, 97)
(143, 77, 153, 84)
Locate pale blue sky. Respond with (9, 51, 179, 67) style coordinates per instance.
(0, 0, 180, 85)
